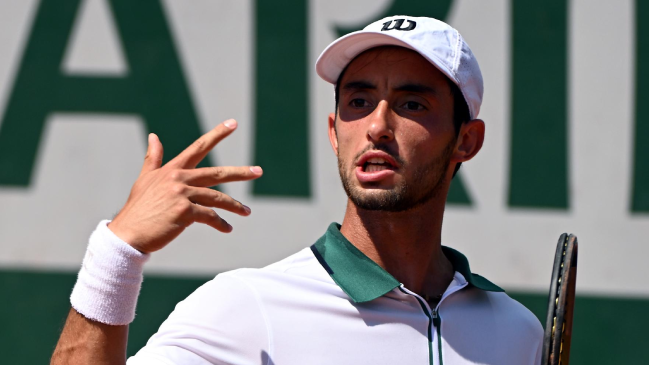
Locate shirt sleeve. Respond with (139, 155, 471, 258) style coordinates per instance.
(127, 271, 271, 365)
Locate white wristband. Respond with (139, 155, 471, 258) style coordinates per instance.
(70, 220, 150, 325)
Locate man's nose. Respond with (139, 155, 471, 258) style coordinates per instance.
(367, 100, 394, 143)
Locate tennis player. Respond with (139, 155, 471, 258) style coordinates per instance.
(52, 16, 543, 365)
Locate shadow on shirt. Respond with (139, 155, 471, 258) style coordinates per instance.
(261, 350, 275, 365)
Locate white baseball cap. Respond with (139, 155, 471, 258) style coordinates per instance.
(315, 15, 483, 119)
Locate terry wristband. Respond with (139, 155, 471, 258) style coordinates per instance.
(70, 220, 150, 325)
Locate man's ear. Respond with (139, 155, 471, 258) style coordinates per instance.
(328, 112, 338, 156)
(451, 119, 485, 163)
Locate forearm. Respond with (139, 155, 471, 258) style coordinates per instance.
(51, 308, 128, 365)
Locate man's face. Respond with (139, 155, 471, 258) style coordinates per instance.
(330, 46, 458, 212)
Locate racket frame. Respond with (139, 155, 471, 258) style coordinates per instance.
(542, 234, 578, 365)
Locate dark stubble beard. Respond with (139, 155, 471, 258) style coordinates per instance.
(338, 141, 456, 212)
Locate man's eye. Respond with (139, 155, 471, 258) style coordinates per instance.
(403, 101, 425, 111)
(350, 99, 369, 108)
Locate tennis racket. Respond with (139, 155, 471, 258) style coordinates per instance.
(541, 233, 578, 365)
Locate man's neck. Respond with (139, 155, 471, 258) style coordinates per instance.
(339, 199, 455, 299)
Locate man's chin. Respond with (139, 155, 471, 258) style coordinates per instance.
(354, 183, 394, 192)
(347, 189, 410, 212)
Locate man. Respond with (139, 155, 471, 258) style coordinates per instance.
(52, 16, 543, 364)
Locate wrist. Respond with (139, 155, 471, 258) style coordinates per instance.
(107, 218, 144, 253)
(70, 220, 150, 325)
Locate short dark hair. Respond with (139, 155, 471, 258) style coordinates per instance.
(333, 62, 471, 177)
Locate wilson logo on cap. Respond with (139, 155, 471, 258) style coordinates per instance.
(381, 19, 416, 31)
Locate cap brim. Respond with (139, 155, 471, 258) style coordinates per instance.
(315, 31, 456, 86)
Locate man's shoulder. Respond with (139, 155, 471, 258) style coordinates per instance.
(212, 246, 337, 295)
(487, 290, 543, 330)
(439, 287, 543, 364)
(447, 285, 543, 337)
(475, 288, 544, 342)
(165, 247, 335, 321)
(227, 246, 322, 277)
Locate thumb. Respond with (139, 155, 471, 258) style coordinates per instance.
(140, 133, 164, 176)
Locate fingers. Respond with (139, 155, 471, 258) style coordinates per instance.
(140, 133, 164, 176)
(184, 165, 263, 187)
(191, 204, 233, 233)
(167, 119, 238, 169)
(185, 186, 251, 216)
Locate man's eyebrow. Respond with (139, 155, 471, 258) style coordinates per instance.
(340, 81, 439, 96)
(393, 83, 438, 96)
(341, 81, 376, 91)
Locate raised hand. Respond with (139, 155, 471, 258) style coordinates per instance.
(108, 119, 262, 253)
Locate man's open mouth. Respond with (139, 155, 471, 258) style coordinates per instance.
(363, 157, 394, 172)
(356, 150, 399, 175)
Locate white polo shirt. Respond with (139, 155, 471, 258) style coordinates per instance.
(128, 223, 543, 364)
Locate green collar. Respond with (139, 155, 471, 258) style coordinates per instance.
(310, 223, 504, 303)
